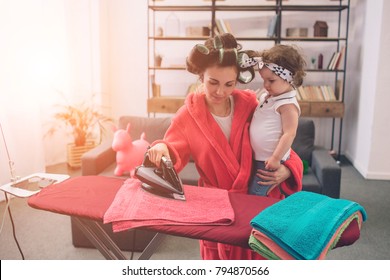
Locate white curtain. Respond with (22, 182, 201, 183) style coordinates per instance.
(0, 0, 103, 190)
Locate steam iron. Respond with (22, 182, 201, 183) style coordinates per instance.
(134, 153, 186, 201)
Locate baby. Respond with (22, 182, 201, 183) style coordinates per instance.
(247, 44, 306, 196)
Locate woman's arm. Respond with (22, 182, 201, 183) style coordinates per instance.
(147, 119, 191, 172)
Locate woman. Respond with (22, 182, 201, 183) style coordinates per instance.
(147, 33, 303, 260)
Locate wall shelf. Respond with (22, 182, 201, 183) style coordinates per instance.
(147, 0, 350, 157)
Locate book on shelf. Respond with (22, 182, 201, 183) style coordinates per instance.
(335, 79, 344, 101)
(314, 86, 325, 101)
(306, 85, 324, 101)
(267, 14, 278, 37)
(224, 20, 233, 34)
(328, 52, 340, 70)
(215, 19, 224, 34)
(219, 19, 228, 33)
(296, 85, 337, 102)
(327, 46, 345, 70)
(327, 52, 337, 70)
(215, 19, 232, 34)
(213, 25, 220, 35)
(297, 85, 311, 101)
(334, 46, 345, 70)
(296, 86, 303, 101)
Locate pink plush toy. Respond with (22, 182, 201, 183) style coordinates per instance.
(112, 123, 150, 177)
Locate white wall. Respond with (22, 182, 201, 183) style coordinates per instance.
(369, 0, 390, 179)
(342, 0, 364, 162)
(40, 0, 103, 166)
(1, 0, 51, 195)
(343, 0, 390, 179)
(1, 0, 109, 202)
(106, 0, 148, 120)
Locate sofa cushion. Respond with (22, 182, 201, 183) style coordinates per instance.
(301, 167, 321, 194)
(179, 162, 200, 186)
(292, 118, 315, 164)
(118, 116, 171, 143)
(87, 152, 197, 190)
(98, 162, 128, 178)
(101, 162, 200, 186)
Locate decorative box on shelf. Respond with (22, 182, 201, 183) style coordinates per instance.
(185, 26, 210, 37)
(314, 21, 328, 37)
(286, 28, 308, 37)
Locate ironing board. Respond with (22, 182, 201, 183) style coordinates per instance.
(27, 176, 361, 260)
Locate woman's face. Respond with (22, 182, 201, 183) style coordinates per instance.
(259, 67, 292, 96)
(202, 65, 237, 106)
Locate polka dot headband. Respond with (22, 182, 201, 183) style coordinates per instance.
(239, 55, 294, 84)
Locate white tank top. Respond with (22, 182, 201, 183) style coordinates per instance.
(211, 96, 234, 140)
(250, 90, 300, 161)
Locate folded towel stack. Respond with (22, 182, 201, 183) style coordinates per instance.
(104, 178, 235, 232)
(249, 191, 367, 260)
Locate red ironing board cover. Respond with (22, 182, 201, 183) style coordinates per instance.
(27, 176, 360, 249)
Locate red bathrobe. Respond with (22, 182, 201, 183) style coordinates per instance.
(153, 89, 303, 260)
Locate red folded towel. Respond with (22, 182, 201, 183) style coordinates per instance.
(103, 178, 235, 232)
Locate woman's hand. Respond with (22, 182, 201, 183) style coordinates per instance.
(147, 143, 170, 167)
(256, 164, 291, 188)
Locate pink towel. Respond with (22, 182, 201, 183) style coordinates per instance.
(103, 178, 235, 232)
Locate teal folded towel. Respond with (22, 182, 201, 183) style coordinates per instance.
(250, 191, 367, 260)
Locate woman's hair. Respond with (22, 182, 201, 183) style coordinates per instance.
(258, 44, 306, 87)
(186, 33, 250, 83)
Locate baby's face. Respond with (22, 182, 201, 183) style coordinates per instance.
(259, 67, 292, 97)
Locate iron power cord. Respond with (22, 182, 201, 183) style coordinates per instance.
(4, 192, 25, 260)
(1, 122, 25, 259)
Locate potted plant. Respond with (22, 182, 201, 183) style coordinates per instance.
(47, 99, 113, 168)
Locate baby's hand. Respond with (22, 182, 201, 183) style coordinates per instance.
(265, 156, 281, 171)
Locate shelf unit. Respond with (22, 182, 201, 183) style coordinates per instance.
(147, 0, 350, 157)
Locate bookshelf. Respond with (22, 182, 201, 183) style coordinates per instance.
(147, 0, 350, 155)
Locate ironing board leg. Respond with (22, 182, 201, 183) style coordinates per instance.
(138, 232, 166, 260)
(73, 217, 166, 260)
(73, 217, 127, 260)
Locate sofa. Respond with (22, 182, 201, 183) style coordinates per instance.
(71, 115, 341, 250)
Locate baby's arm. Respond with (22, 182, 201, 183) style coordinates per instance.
(265, 104, 300, 170)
